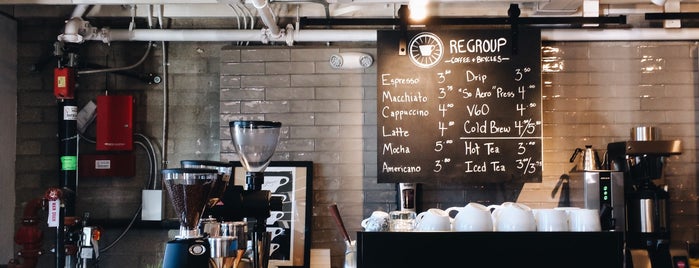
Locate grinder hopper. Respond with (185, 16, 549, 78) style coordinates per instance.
(230, 120, 282, 191)
(162, 168, 218, 239)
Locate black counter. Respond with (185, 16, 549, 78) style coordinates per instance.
(357, 231, 624, 268)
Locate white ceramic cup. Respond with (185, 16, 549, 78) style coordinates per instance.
(446, 202, 493, 232)
(262, 176, 290, 192)
(533, 208, 569, 232)
(361, 211, 390, 232)
(267, 227, 284, 241)
(415, 208, 451, 232)
(488, 202, 536, 232)
(266, 211, 284, 225)
(568, 208, 601, 232)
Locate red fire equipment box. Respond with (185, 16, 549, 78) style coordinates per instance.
(54, 67, 75, 99)
(96, 95, 133, 151)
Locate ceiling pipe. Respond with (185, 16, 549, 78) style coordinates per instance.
(102, 26, 376, 43)
(71, 4, 90, 19)
(251, 0, 282, 39)
(69, 26, 699, 43)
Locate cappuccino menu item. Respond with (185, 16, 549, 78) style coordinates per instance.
(377, 29, 542, 184)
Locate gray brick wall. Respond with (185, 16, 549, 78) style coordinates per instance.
(11, 16, 699, 268)
(218, 43, 699, 267)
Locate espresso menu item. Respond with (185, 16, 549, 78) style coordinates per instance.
(377, 29, 542, 184)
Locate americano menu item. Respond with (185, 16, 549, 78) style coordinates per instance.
(377, 28, 542, 184)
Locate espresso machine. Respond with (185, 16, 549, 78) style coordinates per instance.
(161, 168, 219, 268)
(607, 126, 682, 268)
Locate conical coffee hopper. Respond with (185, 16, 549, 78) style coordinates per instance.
(162, 168, 218, 239)
(230, 121, 281, 173)
(229, 120, 282, 191)
(180, 160, 234, 208)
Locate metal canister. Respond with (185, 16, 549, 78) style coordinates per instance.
(632, 126, 657, 141)
(221, 221, 248, 250)
(200, 216, 221, 237)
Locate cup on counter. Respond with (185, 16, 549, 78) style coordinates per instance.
(389, 210, 416, 232)
(488, 202, 536, 232)
(533, 208, 569, 232)
(446, 202, 493, 232)
(568, 208, 601, 232)
(361, 211, 390, 232)
(414, 208, 451, 232)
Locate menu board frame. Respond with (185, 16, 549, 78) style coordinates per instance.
(376, 28, 543, 185)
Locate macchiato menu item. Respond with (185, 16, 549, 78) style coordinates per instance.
(377, 29, 543, 184)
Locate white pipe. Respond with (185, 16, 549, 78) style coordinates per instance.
(96, 27, 699, 43)
(71, 4, 90, 18)
(104, 28, 377, 42)
(251, 0, 281, 37)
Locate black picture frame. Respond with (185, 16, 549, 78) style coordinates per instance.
(231, 161, 313, 268)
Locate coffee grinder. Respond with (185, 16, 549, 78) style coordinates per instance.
(607, 126, 682, 268)
(161, 168, 219, 268)
(180, 160, 238, 268)
(229, 120, 283, 268)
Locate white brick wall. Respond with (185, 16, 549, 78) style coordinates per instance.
(220, 42, 699, 267)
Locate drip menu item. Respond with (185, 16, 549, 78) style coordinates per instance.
(377, 29, 543, 184)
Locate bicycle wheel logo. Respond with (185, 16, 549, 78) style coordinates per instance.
(409, 32, 444, 69)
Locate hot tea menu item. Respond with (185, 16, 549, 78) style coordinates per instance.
(377, 28, 542, 184)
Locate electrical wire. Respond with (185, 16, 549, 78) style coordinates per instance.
(158, 4, 170, 172)
(228, 4, 243, 46)
(77, 42, 153, 75)
(97, 139, 156, 254)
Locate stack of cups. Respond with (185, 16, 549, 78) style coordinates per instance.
(532, 209, 569, 232)
(551, 207, 601, 232)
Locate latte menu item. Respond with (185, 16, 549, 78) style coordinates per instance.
(377, 29, 543, 184)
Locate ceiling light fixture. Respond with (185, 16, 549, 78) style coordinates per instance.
(408, 0, 429, 22)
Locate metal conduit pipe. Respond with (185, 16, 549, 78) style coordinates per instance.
(71, 4, 90, 19)
(251, 0, 282, 37)
(89, 27, 699, 43)
(103, 28, 377, 43)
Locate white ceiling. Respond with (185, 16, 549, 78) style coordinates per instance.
(2, 0, 691, 19)
(5, 0, 699, 43)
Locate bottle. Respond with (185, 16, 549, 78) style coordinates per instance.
(398, 183, 418, 212)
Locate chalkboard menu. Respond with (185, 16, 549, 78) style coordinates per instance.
(377, 28, 542, 184)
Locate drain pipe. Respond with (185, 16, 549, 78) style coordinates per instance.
(251, 0, 282, 39)
(71, 5, 90, 19)
(98, 27, 376, 43)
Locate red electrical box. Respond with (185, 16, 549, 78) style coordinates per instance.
(54, 67, 75, 99)
(96, 95, 133, 151)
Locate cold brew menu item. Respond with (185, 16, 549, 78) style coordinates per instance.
(377, 29, 542, 184)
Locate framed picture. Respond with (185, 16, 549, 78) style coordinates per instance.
(232, 161, 313, 268)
